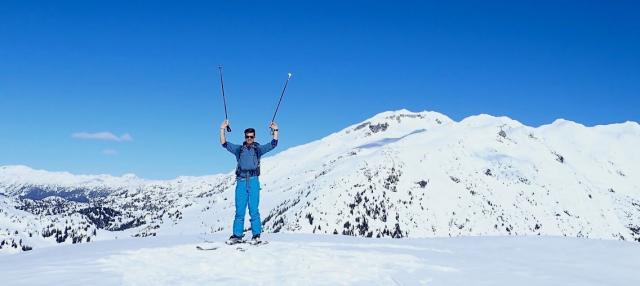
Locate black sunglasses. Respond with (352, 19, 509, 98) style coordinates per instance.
(245, 135, 255, 139)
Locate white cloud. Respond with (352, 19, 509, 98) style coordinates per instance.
(102, 149, 118, 156)
(120, 133, 133, 141)
(72, 132, 133, 142)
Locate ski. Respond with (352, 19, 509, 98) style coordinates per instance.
(248, 240, 269, 246)
(196, 238, 268, 251)
(225, 239, 246, 245)
(196, 245, 219, 251)
(196, 244, 248, 251)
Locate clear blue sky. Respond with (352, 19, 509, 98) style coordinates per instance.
(1, 1, 638, 179)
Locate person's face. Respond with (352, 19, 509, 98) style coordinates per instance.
(245, 132, 255, 144)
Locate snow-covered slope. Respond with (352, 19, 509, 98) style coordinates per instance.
(1, 233, 639, 286)
(1, 109, 639, 253)
(255, 109, 640, 241)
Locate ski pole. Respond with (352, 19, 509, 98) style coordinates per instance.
(270, 72, 292, 132)
(218, 65, 231, 132)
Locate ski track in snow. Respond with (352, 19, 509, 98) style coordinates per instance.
(1, 234, 639, 286)
(356, 128, 427, 149)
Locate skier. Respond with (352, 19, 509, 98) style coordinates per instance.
(220, 119, 278, 245)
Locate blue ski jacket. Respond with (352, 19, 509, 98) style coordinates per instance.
(222, 139, 278, 179)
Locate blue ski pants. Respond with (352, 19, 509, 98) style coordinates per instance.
(233, 176, 261, 237)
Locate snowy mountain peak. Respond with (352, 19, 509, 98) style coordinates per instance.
(593, 121, 640, 135)
(542, 118, 586, 129)
(363, 109, 452, 125)
(459, 113, 525, 129)
(0, 165, 151, 198)
(121, 173, 139, 180)
(339, 109, 452, 141)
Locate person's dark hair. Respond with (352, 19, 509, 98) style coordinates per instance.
(244, 128, 256, 135)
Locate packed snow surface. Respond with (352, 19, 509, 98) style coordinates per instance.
(1, 233, 639, 286)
